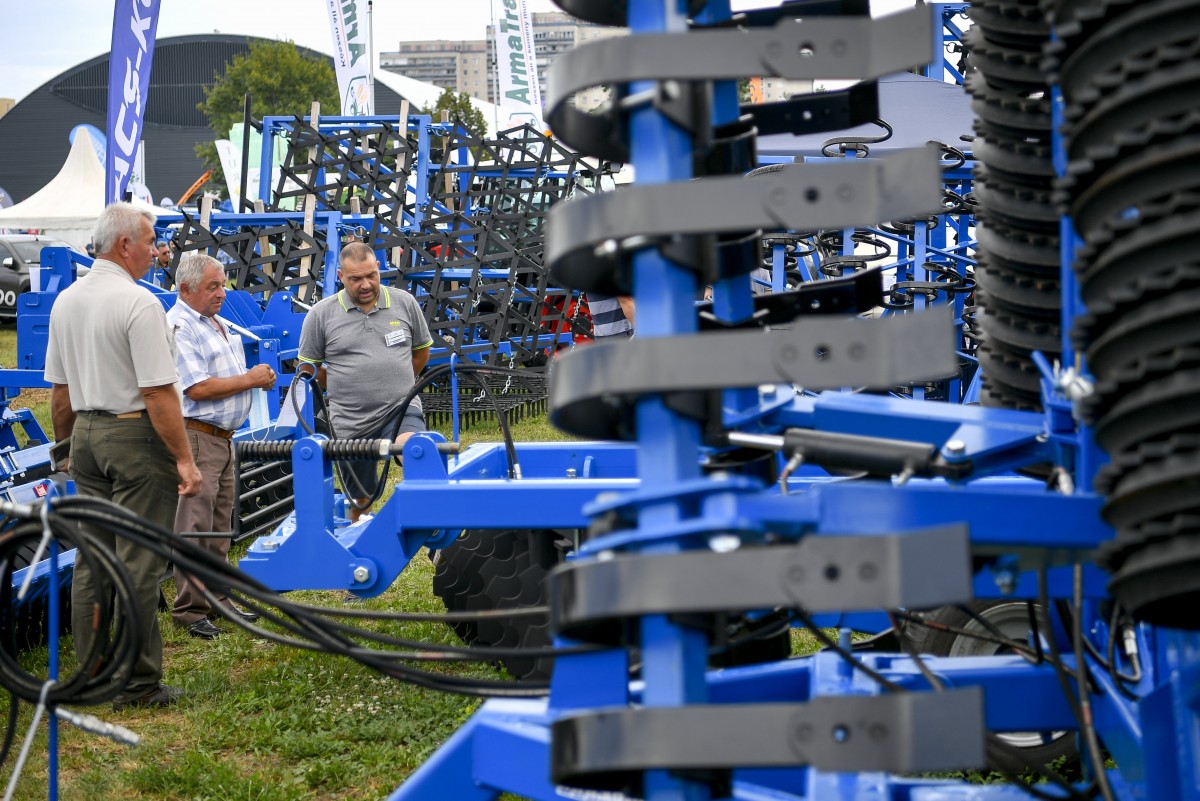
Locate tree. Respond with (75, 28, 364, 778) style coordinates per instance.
(429, 87, 489, 139)
(196, 39, 339, 200)
(739, 78, 754, 103)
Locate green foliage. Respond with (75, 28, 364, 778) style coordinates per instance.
(196, 39, 340, 198)
(739, 77, 754, 103)
(429, 87, 489, 139)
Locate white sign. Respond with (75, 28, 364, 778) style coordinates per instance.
(214, 139, 244, 206)
(129, 141, 152, 204)
(325, 0, 374, 115)
(492, 0, 544, 130)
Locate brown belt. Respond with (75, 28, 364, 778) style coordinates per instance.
(185, 419, 234, 440)
(79, 410, 146, 419)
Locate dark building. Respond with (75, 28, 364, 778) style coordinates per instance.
(0, 34, 407, 204)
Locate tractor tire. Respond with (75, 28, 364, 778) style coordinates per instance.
(1, 535, 72, 654)
(708, 615, 793, 668)
(905, 600, 1077, 773)
(432, 529, 561, 681)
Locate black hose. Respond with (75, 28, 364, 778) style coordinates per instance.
(0, 511, 143, 709)
(1072, 566, 1117, 801)
(4, 496, 607, 699)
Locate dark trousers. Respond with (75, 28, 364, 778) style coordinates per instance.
(70, 414, 180, 703)
(172, 429, 235, 626)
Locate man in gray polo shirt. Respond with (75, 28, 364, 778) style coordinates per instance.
(298, 242, 433, 522)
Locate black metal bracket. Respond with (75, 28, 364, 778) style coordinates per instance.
(546, 8, 934, 161)
(549, 525, 971, 645)
(548, 307, 955, 440)
(548, 147, 942, 295)
(551, 689, 986, 793)
(696, 264, 884, 329)
(745, 81, 880, 137)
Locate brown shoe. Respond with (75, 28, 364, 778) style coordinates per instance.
(112, 684, 184, 712)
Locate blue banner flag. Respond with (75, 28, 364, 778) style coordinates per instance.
(105, 0, 161, 204)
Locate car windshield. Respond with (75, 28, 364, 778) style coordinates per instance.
(8, 240, 70, 264)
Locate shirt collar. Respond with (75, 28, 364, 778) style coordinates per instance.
(90, 259, 138, 284)
(338, 287, 391, 312)
(171, 298, 229, 328)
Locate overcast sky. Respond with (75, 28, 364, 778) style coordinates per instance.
(0, 0, 555, 103)
(0, 0, 916, 103)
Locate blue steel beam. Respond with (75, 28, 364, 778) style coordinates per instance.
(392, 650, 1097, 800)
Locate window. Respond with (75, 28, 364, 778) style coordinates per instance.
(8, 240, 70, 264)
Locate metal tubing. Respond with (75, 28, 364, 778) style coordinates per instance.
(625, 2, 711, 798)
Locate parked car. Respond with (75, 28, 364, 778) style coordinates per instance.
(0, 235, 77, 319)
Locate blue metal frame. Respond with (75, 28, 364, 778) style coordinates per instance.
(13, 1, 1200, 796)
(926, 3, 971, 86)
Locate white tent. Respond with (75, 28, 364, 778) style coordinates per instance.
(0, 128, 157, 249)
(372, 71, 503, 137)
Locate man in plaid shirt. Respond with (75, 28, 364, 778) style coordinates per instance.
(167, 253, 276, 640)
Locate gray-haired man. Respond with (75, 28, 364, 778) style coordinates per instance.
(168, 253, 275, 639)
(45, 202, 202, 711)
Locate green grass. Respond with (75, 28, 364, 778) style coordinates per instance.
(7, 559, 492, 801)
(0, 324, 53, 441)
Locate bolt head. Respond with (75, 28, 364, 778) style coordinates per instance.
(994, 571, 1016, 594)
(410, 445, 424, 458)
(708, 534, 741, 553)
(944, 439, 966, 455)
(353, 566, 370, 583)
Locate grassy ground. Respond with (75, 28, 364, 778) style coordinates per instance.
(0, 324, 52, 442)
(0, 328, 835, 800)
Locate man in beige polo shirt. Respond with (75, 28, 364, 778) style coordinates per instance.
(45, 202, 202, 711)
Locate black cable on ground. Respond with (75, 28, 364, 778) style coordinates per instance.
(0, 510, 144, 711)
(7, 496, 615, 699)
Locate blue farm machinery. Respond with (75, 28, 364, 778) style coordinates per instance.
(3, 1, 1200, 800)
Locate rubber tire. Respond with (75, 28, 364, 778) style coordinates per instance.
(708, 616, 793, 668)
(905, 600, 1078, 773)
(1, 537, 72, 653)
(432, 529, 561, 681)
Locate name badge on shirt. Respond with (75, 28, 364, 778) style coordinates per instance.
(385, 329, 408, 347)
